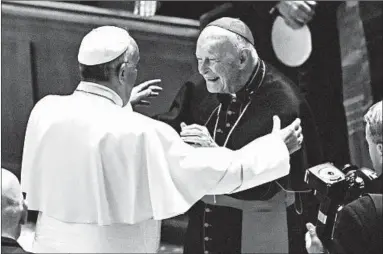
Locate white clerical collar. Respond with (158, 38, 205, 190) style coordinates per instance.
(76, 81, 124, 107)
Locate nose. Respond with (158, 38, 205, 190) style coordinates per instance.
(198, 59, 209, 75)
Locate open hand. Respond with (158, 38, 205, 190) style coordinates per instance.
(180, 122, 218, 148)
(276, 1, 317, 29)
(272, 115, 303, 154)
(130, 79, 162, 106)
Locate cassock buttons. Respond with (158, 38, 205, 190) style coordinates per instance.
(216, 128, 223, 133)
(204, 223, 211, 228)
(226, 123, 231, 127)
(205, 208, 212, 212)
(204, 251, 209, 254)
(204, 237, 211, 241)
(227, 110, 233, 115)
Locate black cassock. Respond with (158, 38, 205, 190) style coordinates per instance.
(157, 60, 323, 253)
(199, 1, 351, 169)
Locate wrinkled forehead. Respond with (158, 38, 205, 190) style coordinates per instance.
(196, 27, 238, 56)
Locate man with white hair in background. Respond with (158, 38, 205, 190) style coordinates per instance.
(20, 26, 303, 253)
(2, 168, 30, 254)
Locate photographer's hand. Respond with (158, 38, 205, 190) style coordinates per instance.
(305, 222, 325, 254)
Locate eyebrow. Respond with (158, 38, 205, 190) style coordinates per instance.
(196, 52, 219, 57)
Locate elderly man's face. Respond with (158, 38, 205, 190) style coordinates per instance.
(196, 32, 241, 94)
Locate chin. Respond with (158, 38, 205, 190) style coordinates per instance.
(206, 82, 224, 94)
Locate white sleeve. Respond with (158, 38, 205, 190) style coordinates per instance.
(205, 133, 290, 195)
(142, 120, 236, 219)
(142, 119, 289, 219)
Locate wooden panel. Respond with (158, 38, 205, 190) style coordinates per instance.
(32, 38, 82, 100)
(1, 1, 200, 115)
(1, 1, 200, 175)
(1, 38, 35, 179)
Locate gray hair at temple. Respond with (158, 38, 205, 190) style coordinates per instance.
(233, 34, 257, 59)
(364, 100, 382, 144)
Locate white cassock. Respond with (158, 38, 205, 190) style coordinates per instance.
(21, 81, 290, 253)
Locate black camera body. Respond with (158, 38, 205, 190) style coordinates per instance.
(304, 162, 378, 248)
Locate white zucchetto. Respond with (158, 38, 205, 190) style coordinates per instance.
(78, 26, 131, 66)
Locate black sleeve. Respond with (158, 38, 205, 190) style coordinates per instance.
(289, 98, 324, 190)
(154, 83, 190, 133)
(332, 197, 370, 254)
(154, 73, 210, 133)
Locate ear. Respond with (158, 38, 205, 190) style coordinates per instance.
(377, 143, 383, 156)
(238, 48, 251, 68)
(118, 63, 126, 85)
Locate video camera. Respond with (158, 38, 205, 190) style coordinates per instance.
(304, 162, 378, 247)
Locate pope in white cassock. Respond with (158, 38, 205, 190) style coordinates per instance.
(21, 26, 303, 253)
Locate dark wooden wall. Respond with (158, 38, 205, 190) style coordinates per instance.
(1, 1, 200, 179)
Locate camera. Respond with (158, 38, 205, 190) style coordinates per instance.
(304, 162, 378, 248)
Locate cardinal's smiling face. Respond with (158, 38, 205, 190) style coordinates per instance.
(196, 27, 243, 94)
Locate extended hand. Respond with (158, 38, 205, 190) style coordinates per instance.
(180, 122, 218, 148)
(130, 79, 162, 106)
(305, 222, 325, 254)
(272, 115, 303, 154)
(276, 1, 317, 29)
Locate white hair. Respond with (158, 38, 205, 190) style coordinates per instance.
(199, 26, 258, 60)
(365, 100, 382, 144)
(232, 34, 258, 59)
